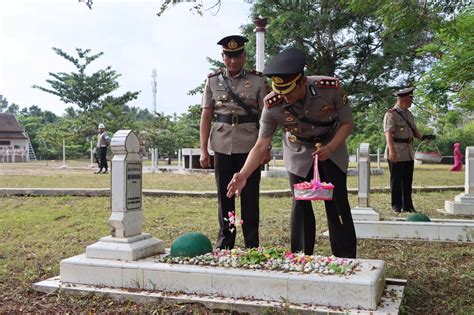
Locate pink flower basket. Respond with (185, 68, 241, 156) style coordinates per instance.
(293, 155, 334, 201)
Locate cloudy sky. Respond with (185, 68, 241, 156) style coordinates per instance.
(0, 0, 252, 116)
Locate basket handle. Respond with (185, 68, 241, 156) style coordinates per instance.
(313, 154, 320, 182)
(415, 140, 441, 155)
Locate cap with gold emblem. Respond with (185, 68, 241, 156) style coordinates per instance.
(263, 48, 306, 95)
(393, 86, 414, 97)
(217, 35, 248, 57)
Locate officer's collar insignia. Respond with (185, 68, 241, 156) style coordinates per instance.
(228, 39, 238, 50)
(310, 85, 318, 96)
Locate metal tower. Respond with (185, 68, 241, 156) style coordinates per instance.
(151, 69, 157, 114)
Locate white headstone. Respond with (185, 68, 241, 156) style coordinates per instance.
(351, 143, 380, 221)
(89, 140, 95, 168)
(60, 139, 68, 169)
(444, 146, 474, 215)
(86, 130, 165, 260)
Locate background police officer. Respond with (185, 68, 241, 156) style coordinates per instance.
(200, 35, 269, 250)
(95, 123, 109, 174)
(226, 48, 357, 258)
(383, 87, 434, 212)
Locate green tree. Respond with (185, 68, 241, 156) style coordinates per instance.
(238, 1, 471, 152)
(416, 10, 474, 129)
(32, 47, 141, 158)
(17, 105, 58, 156)
(0, 95, 8, 112)
(33, 48, 140, 113)
(175, 104, 202, 148)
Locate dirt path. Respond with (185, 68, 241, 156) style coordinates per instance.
(0, 161, 96, 176)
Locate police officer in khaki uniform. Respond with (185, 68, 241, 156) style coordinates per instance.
(227, 48, 357, 258)
(383, 87, 435, 213)
(200, 35, 269, 250)
(95, 123, 109, 174)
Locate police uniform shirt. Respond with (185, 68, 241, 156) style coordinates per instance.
(383, 105, 418, 161)
(259, 75, 352, 178)
(202, 68, 267, 155)
(97, 131, 108, 147)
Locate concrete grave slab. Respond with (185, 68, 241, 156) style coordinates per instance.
(351, 218, 473, 242)
(52, 253, 390, 311)
(34, 277, 405, 315)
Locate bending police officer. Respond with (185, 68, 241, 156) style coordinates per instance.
(227, 48, 357, 258)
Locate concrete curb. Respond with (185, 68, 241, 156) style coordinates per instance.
(0, 186, 464, 198)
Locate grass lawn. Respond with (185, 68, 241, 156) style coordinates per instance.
(0, 161, 472, 313)
(0, 160, 465, 190)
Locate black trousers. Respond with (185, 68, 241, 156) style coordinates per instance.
(99, 147, 108, 171)
(288, 159, 357, 258)
(214, 152, 261, 249)
(388, 160, 414, 211)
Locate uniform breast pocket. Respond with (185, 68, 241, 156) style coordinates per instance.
(239, 92, 257, 108)
(214, 92, 229, 102)
(397, 120, 410, 135)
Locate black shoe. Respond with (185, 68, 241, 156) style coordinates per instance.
(404, 208, 417, 213)
(392, 207, 402, 213)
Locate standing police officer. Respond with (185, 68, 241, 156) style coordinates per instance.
(200, 35, 269, 250)
(95, 123, 109, 174)
(383, 87, 434, 212)
(227, 48, 357, 258)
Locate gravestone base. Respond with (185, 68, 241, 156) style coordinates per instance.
(344, 218, 474, 242)
(351, 207, 380, 221)
(46, 253, 393, 311)
(34, 276, 405, 314)
(86, 233, 165, 261)
(443, 193, 474, 215)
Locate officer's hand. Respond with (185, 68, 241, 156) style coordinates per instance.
(226, 173, 247, 198)
(389, 150, 397, 162)
(421, 134, 436, 141)
(314, 145, 333, 161)
(260, 148, 271, 165)
(199, 151, 211, 169)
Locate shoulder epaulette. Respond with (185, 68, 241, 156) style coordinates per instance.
(207, 69, 224, 78)
(387, 108, 396, 113)
(264, 92, 283, 108)
(248, 69, 263, 77)
(314, 77, 340, 88)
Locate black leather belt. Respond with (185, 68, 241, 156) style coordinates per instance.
(288, 128, 334, 145)
(215, 114, 259, 125)
(393, 137, 413, 143)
